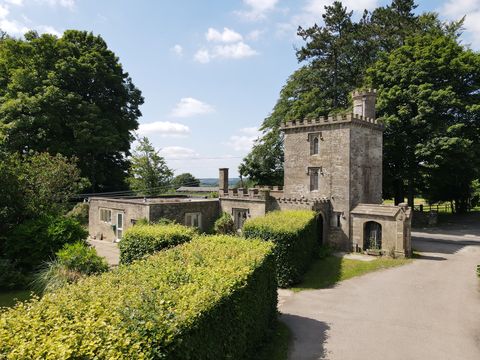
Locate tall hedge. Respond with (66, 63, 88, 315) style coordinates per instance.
(119, 223, 196, 264)
(0, 236, 277, 359)
(243, 210, 318, 287)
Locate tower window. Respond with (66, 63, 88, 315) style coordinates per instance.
(309, 168, 320, 191)
(309, 132, 321, 155)
(313, 137, 319, 154)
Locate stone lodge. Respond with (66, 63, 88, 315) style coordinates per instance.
(88, 89, 412, 257)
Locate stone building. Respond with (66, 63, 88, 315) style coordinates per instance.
(88, 89, 411, 256)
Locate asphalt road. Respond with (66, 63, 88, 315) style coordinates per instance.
(279, 232, 480, 359)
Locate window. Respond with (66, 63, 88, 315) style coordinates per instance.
(185, 212, 202, 228)
(309, 168, 320, 191)
(331, 212, 342, 228)
(309, 132, 321, 155)
(313, 137, 319, 154)
(233, 208, 249, 230)
(100, 209, 112, 223)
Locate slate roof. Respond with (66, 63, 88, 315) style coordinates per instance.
(176, 186, 219, 193)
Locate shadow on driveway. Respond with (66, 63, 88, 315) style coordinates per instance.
(280, 314, 330, 360)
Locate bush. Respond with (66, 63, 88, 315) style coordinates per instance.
(0, 236, 277, 359)
(214, 212, 235, 234)
(4, 215, 88, 271)
(34, 242, 109, 293)
(119, 223, 196, 264)
(243, 210, 319, 287)
(0, 259, 30, 290)
(67, 202, 89, 225)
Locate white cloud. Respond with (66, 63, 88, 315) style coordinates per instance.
(237, 0, 279, 21)
(137, 121, 190, 137)
(194, 42, 258, 63)
(194, 49, 211, 63)
(171, 44, 183, 57)
(0, 19, 28, 35)
(227, 127, 261, 151)
(0, 4, 9, 19)
(170, 97, 214, 118)
(37, 0, 75, 8)
(5, 0, 23, 5)
(246, 29, 263, 41)
(159, 146, 199, 159)
(206, 27, 243, 43)
(37, 25, 61, 36)
(440, 0, 480, 48)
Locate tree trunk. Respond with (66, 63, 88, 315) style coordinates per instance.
(407, 178, 414, 208)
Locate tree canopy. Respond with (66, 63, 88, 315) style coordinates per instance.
(0, 30, 144, 192)
(172, 173, 200, 189)
(127, 137, 173, 196)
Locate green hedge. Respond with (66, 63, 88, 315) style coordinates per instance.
(0, 235, 277, 359)
(243, 210, 319, 287)
(119, 223, 196, 264)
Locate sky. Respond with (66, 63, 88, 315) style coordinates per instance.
(0, 0, 479, 178)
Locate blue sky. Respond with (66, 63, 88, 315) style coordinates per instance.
(1, 0, 479, 177)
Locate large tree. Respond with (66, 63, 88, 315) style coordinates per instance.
(172, 173, 200, 189)
(127, 137, 173, 196)
(0, 30, 143, 191)
(239, 0, 421, 184)
(366, 32, 480, 209)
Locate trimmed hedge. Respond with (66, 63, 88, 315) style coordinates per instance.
(119, 223, 196, 264)
(0, 236, 277, 359)
(243, 210, 319, 287)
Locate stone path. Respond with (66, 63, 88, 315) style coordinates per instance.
(279, 231, 480, 359)
(88, 239, 120, 266)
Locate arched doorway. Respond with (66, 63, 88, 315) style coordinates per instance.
(317, 213, 324, 246)
(364, 221, 382, 250)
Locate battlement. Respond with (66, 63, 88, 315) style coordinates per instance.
(220, 188, 270, 200)
(352, 88, 376, 97)
(277, 197, 330, 205)
(281, 113, 383, 130)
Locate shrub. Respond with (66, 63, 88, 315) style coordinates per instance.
(4, 215, 88, 271)
(0, 236, 277, 359)
(243, 210, 319, 287)
(34, 242, 109, 293)
(214, 212, 235, 234)
(67, 202, 89, 225)
(119, 223, 196, 264)
(0, 259, 30, 290)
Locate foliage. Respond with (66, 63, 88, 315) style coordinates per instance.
(119, 223, 196, 264)
(292, 255, 412, 291)
(67, 202, 90, 226)
(0, 259, 30, 290)
(243, 210, 319, 287)
(0, 236, 277, 359)
(4, 215, 88, 271)
(366, 32, 480, 209)
(127, 136, 173, 196)
(214, 212, 235, 235)
(252, 320, 292, 360)
(172, 172, 200, 188)
(35, 242, 108, 293)
(0, 152, 87, 234)
(0, 30, 143, 192)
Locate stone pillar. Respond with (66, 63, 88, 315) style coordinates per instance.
(219, 168, 229, 196)
(352, 89, 377, 119)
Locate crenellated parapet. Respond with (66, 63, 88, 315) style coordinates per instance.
(221, 187, 270, 200)
(277, 197, 330, 205)
(281, 113, 383, 131)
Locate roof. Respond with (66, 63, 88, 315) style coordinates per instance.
(88, 196, 218, 205)
(176, 186, 219, 192)
(350, 203, 402, 218)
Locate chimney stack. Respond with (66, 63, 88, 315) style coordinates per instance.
(219, 168, 229, 195)
(352, 89, 377, 119)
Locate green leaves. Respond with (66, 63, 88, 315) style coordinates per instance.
(0, 236, 276, 359)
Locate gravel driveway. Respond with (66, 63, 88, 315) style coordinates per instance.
(279, 225, 480, 360)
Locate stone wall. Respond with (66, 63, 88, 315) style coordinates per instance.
(149, 199, 220, 233)
(88, 198, 149, 242)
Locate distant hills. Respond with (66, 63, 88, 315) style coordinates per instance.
(199, 178, 240, 187)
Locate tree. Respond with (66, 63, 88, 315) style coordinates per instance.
(365, 32, 480, 208)
(172, 173, 200, 189)
(0, 30, 144, 192)
(240, 0, 421, 184)
(127, 137, 173, 196)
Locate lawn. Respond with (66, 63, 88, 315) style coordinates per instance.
(0, 290, 32, 308)
(292, 255, 412, 292)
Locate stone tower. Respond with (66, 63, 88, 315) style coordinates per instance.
(281, 89, 383, 248)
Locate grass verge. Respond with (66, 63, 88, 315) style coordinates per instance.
(292, 255, 412, 292)
(253, 320, 292, 360)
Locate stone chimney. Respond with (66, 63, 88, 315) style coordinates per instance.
(352, 89, 377, 119)
(219, 168, 229, 195)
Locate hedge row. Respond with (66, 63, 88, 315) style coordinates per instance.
(243, 210, 319, 287)
(119, 223, 197, 264)
(0, 235, 277, 359)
